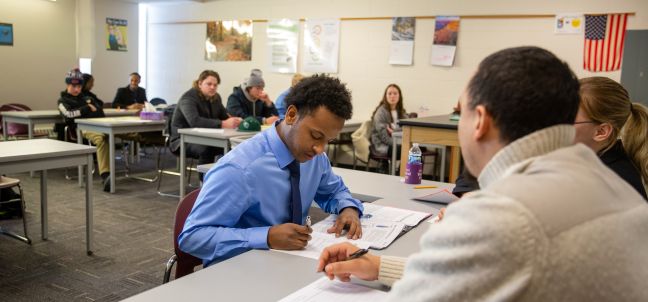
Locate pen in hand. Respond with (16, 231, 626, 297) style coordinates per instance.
(347, 248, 369, 260)
(305, 215, 312, 231)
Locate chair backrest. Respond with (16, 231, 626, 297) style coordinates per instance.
(351, 120, 372, 163)
(173, 188, 203, 279)
(150, 98, 167, 106)
(0, 103, 31, 136)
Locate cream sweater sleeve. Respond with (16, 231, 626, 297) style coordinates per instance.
(378, 256, 407, 286)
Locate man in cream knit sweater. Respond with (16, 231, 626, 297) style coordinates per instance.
(317, 46, 648, 301)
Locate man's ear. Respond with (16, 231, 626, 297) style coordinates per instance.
(285, 105, 298, 126)
(473, 105, 492, 141)
(593, 122, 613, 142)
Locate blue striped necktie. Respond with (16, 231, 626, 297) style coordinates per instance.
(287, 160, 302, 224)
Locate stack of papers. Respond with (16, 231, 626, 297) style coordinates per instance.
(413, 188, 459, 204)
(275, 204, 431, 259)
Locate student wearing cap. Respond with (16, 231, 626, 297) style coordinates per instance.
(57, 68, 112, 192)
(113, 72, 147, 110)
(275, 73, 304, 119)
(179, 74, 364, 266)
(169, 70, 241, 180)
(226, 69, 280, 125)
(317, 47, 648, 301)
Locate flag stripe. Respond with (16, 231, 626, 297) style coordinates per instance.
(615, 14, 628, 70)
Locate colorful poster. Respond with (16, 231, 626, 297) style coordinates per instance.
(106, 18, 127, 51)
(205, 20, 253, 61)
(389, 17, 415, 65)
(555, 14, 584, 34)
(0, 23, 13, 46)
(430, 16, 460, 67)
(267, 19, 299, 73)
(302, 19, 340, 73)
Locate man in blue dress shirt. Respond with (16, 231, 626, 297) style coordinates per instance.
(179, 74, 364, 266)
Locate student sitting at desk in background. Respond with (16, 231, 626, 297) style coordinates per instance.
(227, 68, 280, 125)
(179, 74, 364, 266)
(57, 68, 112, 192)
(275, 73, 304, 119)
(574, 77, 648, 200)
(169, 70, 242, 181)
(317, 46, 648, 301)
(370, 84, 408, 158)
(112, 72, 147, 110)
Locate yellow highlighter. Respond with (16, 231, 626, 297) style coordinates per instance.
(414, 185, 437, 189)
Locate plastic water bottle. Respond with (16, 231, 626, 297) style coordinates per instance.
(405, 143, 422, 184)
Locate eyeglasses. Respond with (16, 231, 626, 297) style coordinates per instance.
(573, 121, 597, 125)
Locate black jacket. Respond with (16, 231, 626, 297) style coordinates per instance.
(112, 85, 147, 108)
(226, 86, 278, 124)
(600, 140, 647, 200)
(57, 91, 105, 128)
(169, 88, 229, 152)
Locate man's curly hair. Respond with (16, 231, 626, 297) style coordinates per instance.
(284, 74, 353, 120)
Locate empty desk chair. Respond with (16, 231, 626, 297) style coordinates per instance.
(0, 176, 31, 244)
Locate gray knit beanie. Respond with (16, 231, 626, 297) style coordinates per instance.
(243, 69, 265, 89)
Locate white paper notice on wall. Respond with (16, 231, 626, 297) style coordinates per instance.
(555, 14, 584, 34)
(302, 19, 340, 73)
(268, 19, 299, 73)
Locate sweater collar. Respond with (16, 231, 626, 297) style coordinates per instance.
(478, 124, 575, 188)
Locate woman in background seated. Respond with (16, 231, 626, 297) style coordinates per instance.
(169, 70, 241, 180)
(370, 84, 408, 158)
(574, 77, 648, 200)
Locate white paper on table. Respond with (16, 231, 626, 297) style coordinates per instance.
(278, 277, 388, 302)
(361, 203, 432, 226)
(143, 101, 157, 112)
(275, 231, 371, 260)
(192, 128, 225, 134)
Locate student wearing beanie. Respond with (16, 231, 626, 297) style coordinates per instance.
(57, 68, 112, 192)
(226, 69, 280, 125)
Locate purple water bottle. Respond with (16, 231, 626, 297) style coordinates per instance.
(405, 143, 422, 184)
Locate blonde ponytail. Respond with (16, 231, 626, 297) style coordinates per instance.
(621, 102, 648, 183)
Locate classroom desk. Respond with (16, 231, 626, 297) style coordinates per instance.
(123, 168, 446, 301)
(399, 114, 460, 183)
(1, 109, 139, 141)
(341, 119, 362, 134)
(75, 117, 165, 193)
(0, 139, 96, 255)
(178, 128, 258, 199)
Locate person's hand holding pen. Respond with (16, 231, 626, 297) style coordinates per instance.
(267, 220, 312, 250)
(317, 242, 380, 282)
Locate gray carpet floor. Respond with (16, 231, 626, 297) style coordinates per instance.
(0, 152, 190, 302)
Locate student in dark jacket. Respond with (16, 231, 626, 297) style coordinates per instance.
(57, 68, 111, 192)
(112, 72, 147, 110)
(226, 69, 279, 125)
(170, 70, 242, 178)
(574, 77, 648, 200)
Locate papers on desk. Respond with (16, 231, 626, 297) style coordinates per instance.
(278, 277, 388, 302)
(413, 188, 459, 205)
(192, 128, 225, 134)
(276, 204, 431, 259)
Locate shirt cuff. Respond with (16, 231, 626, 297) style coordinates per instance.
(247, 226, 271, 249)
(378, 256, 407, 287)
(337, 200, 364, 216)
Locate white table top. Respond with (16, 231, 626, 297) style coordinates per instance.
(75, 116, 165, 127)
(124, 168, 445, 302)
(0, 139, 96, 162)
(1, 109, 137, 118)
(178, 128, 259, 139)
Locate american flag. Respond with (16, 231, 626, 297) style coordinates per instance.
(583, 14, 628, 72)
